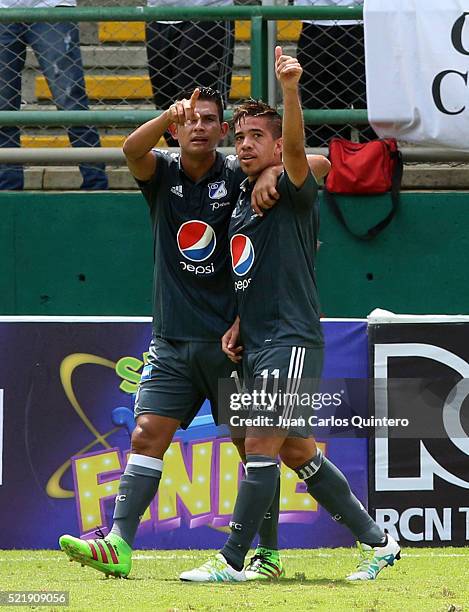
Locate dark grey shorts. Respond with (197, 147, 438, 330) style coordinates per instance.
(134, 337, 240, 428)
(242, 344, 324, 437)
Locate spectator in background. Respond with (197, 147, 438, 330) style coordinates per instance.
(145, 0, 234, 146)
(294, 0, 376, 147)
(0, 0, 108, 190)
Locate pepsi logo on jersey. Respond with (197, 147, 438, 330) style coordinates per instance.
(230, 234, 255, 276)
(230, 234, 255, 291)
(177, 220, 216, 275)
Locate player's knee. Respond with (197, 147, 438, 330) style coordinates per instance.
(280, 439, 317, 469)
(244, 437, 278, 458)
(131, 424, 156, 456)
(131, 415, 176, 458)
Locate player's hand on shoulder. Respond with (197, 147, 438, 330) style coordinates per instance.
(275, 46, 302, 89)
(168, 88, 201, 126)
(251, 165, 281, 216)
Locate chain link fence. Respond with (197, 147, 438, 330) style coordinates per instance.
(283, 0, 372, 147)
(0, 1, 376, 188)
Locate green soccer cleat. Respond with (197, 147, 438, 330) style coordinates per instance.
(59, 532, 132, 578)
(180, 553, 246, 582)
(346, 533, 401, 581)
(244, 547, 285, 581)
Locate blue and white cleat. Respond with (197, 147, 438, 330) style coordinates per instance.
(346, 533, 401, 581)
(180, 553, 246, 583)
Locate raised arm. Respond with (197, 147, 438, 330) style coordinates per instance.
(122, 88, 201, 181)
(275, 46, 309, 188)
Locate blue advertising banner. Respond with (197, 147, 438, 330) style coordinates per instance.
(0, 318, 368, 550)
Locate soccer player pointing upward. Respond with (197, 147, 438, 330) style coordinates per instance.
(180, 47, 401, 583)
(57, 85, 289, 579)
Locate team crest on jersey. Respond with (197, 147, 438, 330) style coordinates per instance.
(230, 234, 255, 276)
(208, 181, 227, 200)
(177, 220, 216, 262)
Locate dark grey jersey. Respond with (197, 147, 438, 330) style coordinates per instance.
(229, 170, 323, 351)
(137, 150, 244, 341)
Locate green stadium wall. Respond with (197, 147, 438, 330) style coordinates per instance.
(0, 191, 468, 318)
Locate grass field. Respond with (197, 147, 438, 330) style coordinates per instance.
(0, 548, 467, 611)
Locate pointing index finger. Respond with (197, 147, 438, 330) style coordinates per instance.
(190, 87, 200, 110)
(275, 46, 283, 62)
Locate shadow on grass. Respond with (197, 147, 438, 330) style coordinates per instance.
(270, 577, 353, 587)
(135, 577, 354, 588)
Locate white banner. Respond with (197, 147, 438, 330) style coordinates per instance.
(364, 0, 469, 149)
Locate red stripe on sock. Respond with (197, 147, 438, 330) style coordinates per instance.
(105, 540, 119, 564)
(96, 540, 108, 564)
(87, 541, 98, 561)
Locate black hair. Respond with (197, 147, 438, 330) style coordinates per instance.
(181, 86, 224, 123)
(233, 98, 282, 139)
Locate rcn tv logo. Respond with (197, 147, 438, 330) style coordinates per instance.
(374, 343, 469, 492)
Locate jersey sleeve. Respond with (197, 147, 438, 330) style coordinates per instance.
(276, 169, 319, 211)
(224, 154, 245, 184)
(134, 149, 172, 210)
(223, 154, 245, 206)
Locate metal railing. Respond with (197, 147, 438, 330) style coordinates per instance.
(0, 147, 466, 165)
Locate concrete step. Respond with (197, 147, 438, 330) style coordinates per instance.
(98, 20, 302, 43)
(23, 166, 133, 190)
(21, 39, 297, 105)
(35, 73, 251, 102)
(20, 164, 469, 191)
(24, 42, 265, 70)
(26, 45, 148, 70)
(20, 103, 157, 112)
(401, 164, 469, 190)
